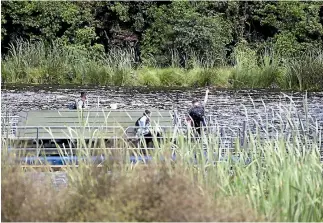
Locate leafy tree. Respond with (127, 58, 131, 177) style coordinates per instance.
(141, 1, 233, 67)
(1, 1, 97, 52)
(1, 1, 323, 64)
(251, 1, 323, 56)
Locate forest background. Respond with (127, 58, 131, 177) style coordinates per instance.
(2, 1, 323, 90)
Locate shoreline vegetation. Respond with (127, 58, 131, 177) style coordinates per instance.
(2, 40, 323, 91)
(2, 2, 323, 91)
(1, 100, 323, 221)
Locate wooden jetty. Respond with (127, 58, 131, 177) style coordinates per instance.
(3, 109, 175, 148)
(1, 108, 322, 168)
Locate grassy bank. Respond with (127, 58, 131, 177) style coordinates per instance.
(2, 40, 323, 90)
(1, 99, 323, 221)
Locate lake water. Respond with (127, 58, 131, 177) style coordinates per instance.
(2, 84, 323, 128)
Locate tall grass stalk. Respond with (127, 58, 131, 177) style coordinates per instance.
(2, 39, 323, 90)
(2, 99, 322, 221)
(283, 49, 323, 90)
(2, 39, 136, 85)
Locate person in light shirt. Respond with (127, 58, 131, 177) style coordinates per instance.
(135, 110, 161, 147)
(76, 92, 88, 109)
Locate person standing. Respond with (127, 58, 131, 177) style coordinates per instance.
(188, 88, 209, 135)
(135, 110, 161, 147)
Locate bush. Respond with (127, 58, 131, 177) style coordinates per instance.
(194, 67, 232, 88)
(284, 51, 323, 90)
(1, 165, 65, 222)
(137, 68, 161, 87)
(230, 44, 284, 89)
(84, 62, 112, 85)
(257, 50, 284, 88)
(157, 68, 186, 87)
(1, 162, 260, 222)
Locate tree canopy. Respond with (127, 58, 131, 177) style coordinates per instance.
(2, 1, 323, 65)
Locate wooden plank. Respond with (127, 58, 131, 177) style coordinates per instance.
(26, 109, 170, 113)
(22, 110, 173, 127)
(17, 127, 173, 136)
(16, 134, 119, 140)
(23, 123, 173, 128)
(14, 109, 174, 140)
(26, 109, 165, 112)
(16, 130, 117, 136)
(24, 117, 173, 123)
(20, 165, 103, 171)
(22, 122, 173, 128)
(25, 110, 172, 118)
(16, 111, 28, 127)
(24, 116, 172, 123)
(25, 115, 172, 121)
(18, 125, 174, 132)
(25, 114, 173, 119)
(13, 147, 157, 152)
(17, 123, 173, 132)
(16, 129, 175, 139)
(17, 129, 123, 136)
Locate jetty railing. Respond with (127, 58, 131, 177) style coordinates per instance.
(1, 114, 322, 148)
(1, 115, 20, 137)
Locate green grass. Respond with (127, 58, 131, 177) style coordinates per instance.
(2, 39, 323, 90)
(230, 47, 283, 89)
(1, 99, 322, 221)
(283, 50, 323, 90)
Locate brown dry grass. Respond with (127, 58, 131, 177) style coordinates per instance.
(1, 165, 66, 222)
(1, 163, 262, 222)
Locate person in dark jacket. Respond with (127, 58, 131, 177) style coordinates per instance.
(188, 88, 209, 135)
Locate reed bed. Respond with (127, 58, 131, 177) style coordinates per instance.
(2, 39, 323, 90)
(1, 100, 323, 221)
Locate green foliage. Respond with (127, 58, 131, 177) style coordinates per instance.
(1, 1, 323, 90)
(191, 68, 231, 88)
(1, 40, 134, 85)
(157, 68, 185, 87)
(137, 68, 161, 87)
(230, 42, 284, 89)
(3, 39, 323, 90)
(253, 1, 323, 57)
(1, 1, 96, 46)
(141, 2, 232, 67)
(253, 2, 323, 40)
(284, 50, 323, 90)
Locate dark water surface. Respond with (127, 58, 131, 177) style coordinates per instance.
(2, 84, 323, 128)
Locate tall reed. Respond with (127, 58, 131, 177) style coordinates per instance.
(1, 98, 322, 221)
(283, 49, 323, 90)
(2, 39, 323, 90)
(1, 39, 136, 85)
